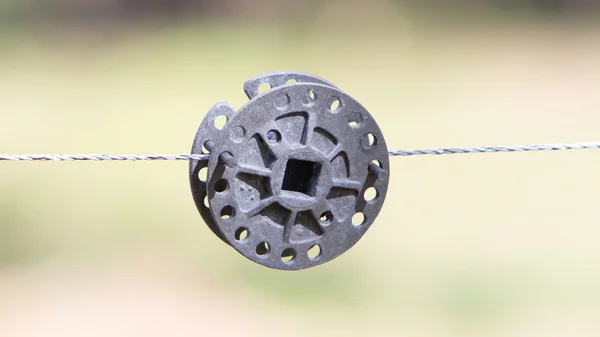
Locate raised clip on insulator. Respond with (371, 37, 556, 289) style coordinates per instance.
(189, 71, 389, 270)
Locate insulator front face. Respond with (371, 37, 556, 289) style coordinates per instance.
(190, 72, 389, 270)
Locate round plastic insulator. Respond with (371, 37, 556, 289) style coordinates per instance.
(189, 71, 390, 270)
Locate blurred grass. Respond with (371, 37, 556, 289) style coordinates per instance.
(1, 4, 600, 336)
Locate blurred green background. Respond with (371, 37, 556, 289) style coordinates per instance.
(1, 0, 600, 336)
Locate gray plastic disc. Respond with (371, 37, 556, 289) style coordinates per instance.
(190, 72, 389, 270)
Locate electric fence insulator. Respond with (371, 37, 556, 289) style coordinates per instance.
(189, 71, 390, 270)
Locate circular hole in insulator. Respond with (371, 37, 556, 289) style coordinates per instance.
(215, 179, 228, 193)
(220, 205, 235, 219)
(286, 78, 298, 85)
(256, 242, 270, 256)
(348, 111, 363, 127)
(352, 212, 366, 227)
(266, 130, 281, 142)
(364, 187, 378, 201)
(328, 97, 342, 112)
(319, 211, 333, 224)
(234, 227, 249, 242)
(214, 115, 227, 130)
(258, 82, 271, 94)
(203, 196, 209, 208)
(281, 248, 296, 263)
(302, 89, 317, 106)
(198, 167, 208, 182)
(307, 245, 322, 260)
(361, 133, 377, 149)
(371, 160, 383, 168)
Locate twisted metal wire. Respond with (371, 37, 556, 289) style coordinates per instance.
(388, 141, 600, 157)
(1, 142, 599, 161)
(0, 154, 209, 161)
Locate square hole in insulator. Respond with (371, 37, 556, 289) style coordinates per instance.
(281, 159, 322, 197)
